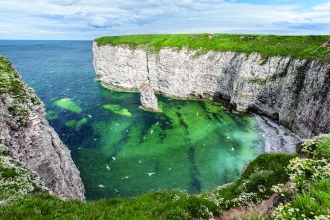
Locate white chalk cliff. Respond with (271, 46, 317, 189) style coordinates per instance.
(93, 42, 330, 138)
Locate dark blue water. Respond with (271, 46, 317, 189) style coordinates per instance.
(0, 41, 263, 200)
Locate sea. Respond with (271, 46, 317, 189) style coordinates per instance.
(0, 40, 264, 200)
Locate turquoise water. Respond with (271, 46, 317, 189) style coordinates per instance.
(0, 41, 264, 200)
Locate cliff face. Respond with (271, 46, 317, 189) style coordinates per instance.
(0, 56, 85, 200)
(93, 42, 330, 138)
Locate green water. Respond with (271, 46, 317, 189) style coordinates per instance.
(1, 40, 263, 201)
(74, 91, 263, 200)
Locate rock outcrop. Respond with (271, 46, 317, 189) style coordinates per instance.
(93, 43, 330, 138)
(0, 55, 85, 200)
(139, 82, 159, 111)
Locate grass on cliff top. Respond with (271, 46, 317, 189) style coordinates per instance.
(95, 34, 330, 62)
(0, 55, 24, 95)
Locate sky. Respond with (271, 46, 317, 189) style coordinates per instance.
(0, 0, 330, 40)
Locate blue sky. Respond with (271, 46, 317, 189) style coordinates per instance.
(0, 0, 330, 40)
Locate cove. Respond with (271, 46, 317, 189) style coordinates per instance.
(0, 40, 264, 201)
(70, 88, 264, 200)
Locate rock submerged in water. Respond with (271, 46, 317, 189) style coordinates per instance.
(139, 82, 159, 112)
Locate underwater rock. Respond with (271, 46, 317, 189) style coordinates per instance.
(0, 56, 85, 200)
(54, 98, 82, 113)
(139, 82, 159, 112)
(103, 104, 132, 116)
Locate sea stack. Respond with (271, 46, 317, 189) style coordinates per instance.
(139, 82, 159, 112)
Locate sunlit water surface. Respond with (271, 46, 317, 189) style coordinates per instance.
(0, 40, 264, 200)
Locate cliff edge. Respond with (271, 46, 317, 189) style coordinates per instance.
(0, 55, 85, 200)
(93, 37, 330, 138)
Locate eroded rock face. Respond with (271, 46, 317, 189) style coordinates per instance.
(0, 57, 85, 200)
(93, 42, 330, 138)
(139, 82, 159, 112)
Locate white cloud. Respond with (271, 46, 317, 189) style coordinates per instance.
(312, 1, 330, 11)
(47, 0, 78, 6)
(182, 0, 193, 4)
(0, 0, 329, 40)
(88, 16, 112, 28)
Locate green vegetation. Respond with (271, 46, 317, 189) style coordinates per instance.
(54, 98, 82, 113)
(0, 144, 43, 203)
(1, 134, 330, 219)
(103, 104, 132, 117)
(272, 134, 330, 219)
(244, 77, 267, 85)
(95, 34, 330, 62)
(0, 55, 41, 129)
(214, 153, 296, 209)
(0, 55, 23, 95)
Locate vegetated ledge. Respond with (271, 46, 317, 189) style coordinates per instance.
(0, 55, 85, 200)
(95, 34, 330, 63)
(93, 34, 330, 139)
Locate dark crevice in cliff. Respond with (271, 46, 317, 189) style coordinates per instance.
(145, 45, 151, 84)
(269, 59, 292, 81)
(294, 60, 312, 97)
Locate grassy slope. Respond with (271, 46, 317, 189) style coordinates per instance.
(95, 34, 330, 62)
(0, 152, 295, 220)
(1, 134, 330, 219)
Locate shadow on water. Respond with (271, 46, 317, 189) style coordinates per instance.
(188, 147, 201, 193)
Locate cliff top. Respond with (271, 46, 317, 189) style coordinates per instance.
(95, 34, 330, 62)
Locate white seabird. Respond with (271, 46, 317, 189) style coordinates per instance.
(156, 122, 159, 125)
(151, 129, 153, 134)
(106, 165, 110, 170)
(148, 172, 155, 176)
(231, 147, 235, 151)
(112, 157, 116, 160)
(87, 115, 92, 118)
(99, 184, 105, 188)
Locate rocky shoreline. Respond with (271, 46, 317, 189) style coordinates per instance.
(254, 114, 302, 153)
